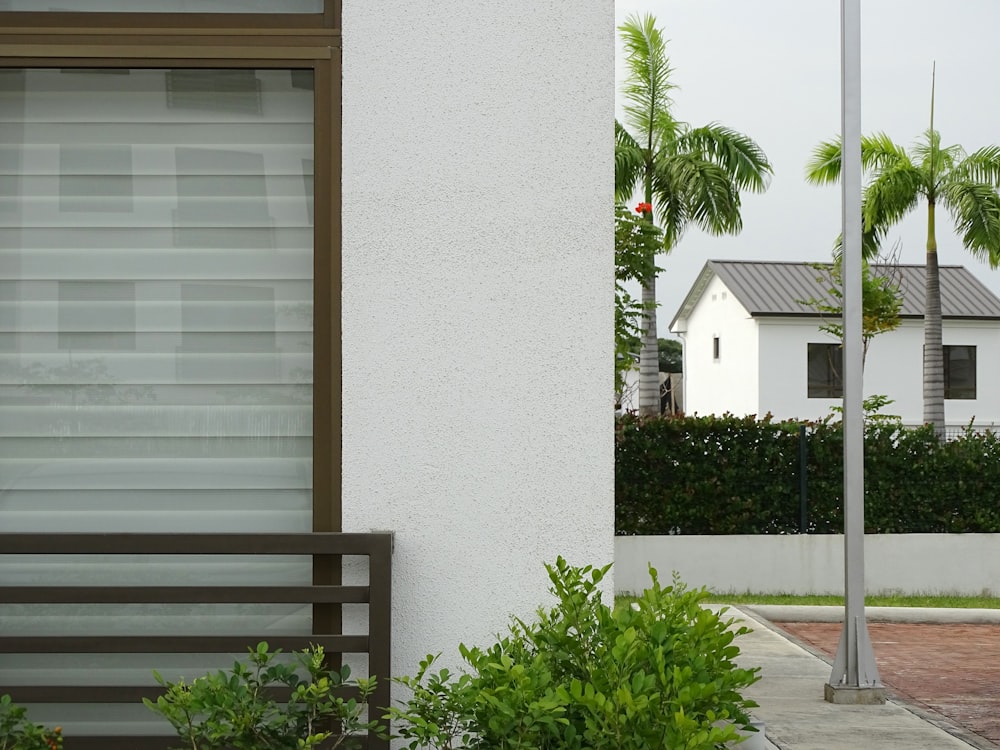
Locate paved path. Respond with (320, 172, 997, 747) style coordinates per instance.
(728, 606, 987, 749)
(777, 620, 1000, 748)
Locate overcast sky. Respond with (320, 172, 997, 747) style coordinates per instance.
(614, 0, 1000, 336)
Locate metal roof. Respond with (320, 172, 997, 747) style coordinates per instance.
(670, 260, 1000, 330)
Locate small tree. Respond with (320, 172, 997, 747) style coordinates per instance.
(615, 203, 661, 397)
(798, 251, 903, 368)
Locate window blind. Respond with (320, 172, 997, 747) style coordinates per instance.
(0, 0, 323, 12)
(0, 67, 315, 735)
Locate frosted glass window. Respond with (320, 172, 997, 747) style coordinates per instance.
(60, 144, 134, 212)
(0, 0, 322, 11)
(0, 66, 315, 736)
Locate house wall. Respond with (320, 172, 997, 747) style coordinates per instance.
(758, 317, 1000, 426)
(757, 319, 840, 422)
(678, 275, 759, 416)
(340, 1, 614, 682)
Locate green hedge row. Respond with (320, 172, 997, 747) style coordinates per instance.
(615, 414, 1000, 535)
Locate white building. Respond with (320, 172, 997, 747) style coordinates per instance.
(670, 260, 1000, 428)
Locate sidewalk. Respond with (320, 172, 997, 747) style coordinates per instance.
(728, 606, 989, 750)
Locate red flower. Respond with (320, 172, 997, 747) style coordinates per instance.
(635, 202, 652, 214)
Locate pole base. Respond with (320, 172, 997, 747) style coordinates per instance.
(824, 683, 887, 705)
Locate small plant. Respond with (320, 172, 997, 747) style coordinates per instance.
(144, 641, 383, 750)
(389, 559, 760, 750)
(0, 694, 62, 750)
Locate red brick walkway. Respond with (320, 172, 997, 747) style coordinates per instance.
(778, 621, 1000, 747)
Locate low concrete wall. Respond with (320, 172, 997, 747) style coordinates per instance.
(615, 534, 1000, 596)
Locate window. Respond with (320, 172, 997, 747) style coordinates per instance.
(808, 342, 842, 398)
(712, 336, 720, 360)
(0, 9, 338, 730)
(944, 345, 976, 399)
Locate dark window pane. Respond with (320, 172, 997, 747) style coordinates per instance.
(944, 345, 976, 399)
(808, 342, 842, 398)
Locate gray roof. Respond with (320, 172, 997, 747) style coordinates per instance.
(670, 260, 1000, 330)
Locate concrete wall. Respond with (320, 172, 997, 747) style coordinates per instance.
(341, 2, 614, 682)
(616, 534, 1000, 596)
(680, 275, 759, 417)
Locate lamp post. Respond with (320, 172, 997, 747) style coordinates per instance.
(825, 0, 885, 704)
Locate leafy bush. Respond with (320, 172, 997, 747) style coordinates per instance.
(617, 414, 1000, 534)
(144, 642, 382, 750)
(0, 695, 62, 750)
(388, 558, 759, 750)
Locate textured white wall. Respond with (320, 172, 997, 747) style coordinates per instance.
(340, 1, 614, 683)
(679, 275, 759, 416)
(616, 534, 1000, 596)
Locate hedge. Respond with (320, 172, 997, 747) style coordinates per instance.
(615, 414, 1000, 535)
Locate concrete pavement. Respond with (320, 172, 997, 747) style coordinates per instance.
(728, 606, 991, 750)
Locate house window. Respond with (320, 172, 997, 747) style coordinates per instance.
(808, 342, 842, 398)
(944, 345, 976, 399)
(712, 336, 720, 360)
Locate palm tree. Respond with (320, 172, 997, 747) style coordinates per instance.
(615, 14, 772, 416)
(805, 67, 1000, 432)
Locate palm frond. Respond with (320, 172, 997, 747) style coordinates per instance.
(805, 138, 842, 184)
(654, 153, 741, 238)
(912, 128, 963, 184)
(942, 180, 1000, 267)
(861, 132, 912, 174)
(956, 146, 1000, 189)
(675, 123, 772, 192)
(646, 157, 688, 250)
(862, 162, 923, 231)
(615, 120, 646, 202)
(619, 14, 676, 145)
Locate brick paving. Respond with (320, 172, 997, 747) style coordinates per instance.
(777, 621, 1000, 747)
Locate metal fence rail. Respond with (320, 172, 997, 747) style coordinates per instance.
(0, 531, 392, 750)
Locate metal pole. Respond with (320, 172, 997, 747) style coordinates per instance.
(799, 425, 808, 534)
(826, 0, 884, 703)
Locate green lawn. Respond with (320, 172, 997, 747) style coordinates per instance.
(617, 592, 1000, 609)
(702, 593, 1000, 609)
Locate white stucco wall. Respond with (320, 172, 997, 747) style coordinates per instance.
(677, 275, 759, 416)
(758, 317, 1000, 426)
(340, 2, 614, 683)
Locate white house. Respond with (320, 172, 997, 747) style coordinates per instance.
(670, 260, 1000, 428)
(0, 2, 613, 743)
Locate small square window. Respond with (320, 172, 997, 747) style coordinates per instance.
(808, 342, 842, 398)
(944, 345, 976, 399)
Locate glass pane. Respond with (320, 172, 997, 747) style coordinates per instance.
(0, 66, 315, 736)
(0, 0, 322, 11)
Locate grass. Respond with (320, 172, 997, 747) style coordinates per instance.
(616, 592, 1000, 608)
(701, 593, 1000, 609)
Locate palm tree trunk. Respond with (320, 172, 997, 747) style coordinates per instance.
(923, 201, 945, 433)
(638, 278, 660, 415)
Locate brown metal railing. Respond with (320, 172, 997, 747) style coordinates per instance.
(0, 532, 392, 750)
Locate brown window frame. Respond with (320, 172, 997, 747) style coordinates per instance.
(0, 6, 342, 537)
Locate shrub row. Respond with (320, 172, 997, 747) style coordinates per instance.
(615, 414, 1000, 534)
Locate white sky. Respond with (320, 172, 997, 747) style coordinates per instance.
(615, 0, 1000, 336)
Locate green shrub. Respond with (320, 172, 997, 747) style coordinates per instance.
(144, 642, 382, 750)
(0, 695, 62, 750)
(617, 414, 1000, 534)
(388, 558, 760, 750)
